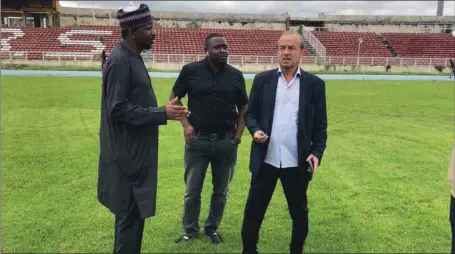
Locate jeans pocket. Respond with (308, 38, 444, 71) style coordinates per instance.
(185, 138, 194, 149)
(185, 135, 204, 151)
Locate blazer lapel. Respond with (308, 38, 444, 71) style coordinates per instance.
(267, 69, 279, 134)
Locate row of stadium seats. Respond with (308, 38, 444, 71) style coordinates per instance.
(381, 32, 455, 58)
(2, 26, 454, 61)
(312, 31, 394, 57)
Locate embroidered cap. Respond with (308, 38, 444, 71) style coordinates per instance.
(116, 3, 153, 30)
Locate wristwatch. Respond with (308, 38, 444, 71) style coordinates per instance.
(233, 138, 241, 145)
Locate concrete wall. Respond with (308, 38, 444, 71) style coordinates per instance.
(305, 24, 452, 33)
(290, 14, 454, 33)
(56, 6, 288, 21)
(57, 6, 287, 30)
(293, 14, 455, 24)
(3, 59, 452, 75)
(59, 16, 286, 30)
(326, 14, 455, 24)
(59, 16, 116, 26)
(153, 19, 285, 30)
(57, 5, 455, 33)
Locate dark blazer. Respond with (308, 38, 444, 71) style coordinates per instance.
(244, 68, 328, 178)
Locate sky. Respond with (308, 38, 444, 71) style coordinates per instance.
(59, 1, 455, 17)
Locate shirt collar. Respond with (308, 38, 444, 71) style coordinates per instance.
(204, 57, 226, 73)
(278, 67, 301, 78)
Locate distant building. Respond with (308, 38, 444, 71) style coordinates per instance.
(1, 0, 60, 28)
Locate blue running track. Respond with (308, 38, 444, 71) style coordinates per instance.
(2, 69, 454, 81)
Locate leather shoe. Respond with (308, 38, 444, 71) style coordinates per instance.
(205, 232, 222, 244)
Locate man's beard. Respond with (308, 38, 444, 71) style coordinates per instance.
(143, 43, 152, 50)
(140, 34, 155, 50)
(215, 55, 228, 65)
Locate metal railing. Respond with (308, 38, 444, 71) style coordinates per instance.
(301, 25, 326, 65)
(0, 51, 451, 67)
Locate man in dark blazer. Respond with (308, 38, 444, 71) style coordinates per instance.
(241, 31, 328, 254)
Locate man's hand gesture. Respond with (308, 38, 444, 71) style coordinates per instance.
(183, 123, 195, 141)
(165, 97, 190, 120)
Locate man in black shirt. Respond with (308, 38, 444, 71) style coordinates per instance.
(170, 33, 249, 244)
(97, 4, 190, 254)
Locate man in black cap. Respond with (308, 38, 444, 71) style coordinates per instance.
(170, 33, 249, 244)
(97, 3, 190, 254)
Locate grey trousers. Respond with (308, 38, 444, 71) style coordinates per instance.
(182, 131, 237, 235)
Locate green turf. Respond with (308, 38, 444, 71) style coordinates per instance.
(1, 76, 454, 253)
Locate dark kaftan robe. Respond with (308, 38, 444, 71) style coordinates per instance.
(97, 42, 167, 219)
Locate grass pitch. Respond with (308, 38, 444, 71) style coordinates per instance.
(1, 75, 454, 253)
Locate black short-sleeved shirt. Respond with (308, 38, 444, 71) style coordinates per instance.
(172, 58, 248, 133)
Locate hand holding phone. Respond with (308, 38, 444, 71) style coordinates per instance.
(307, 159, 314, 173)
(306, 154, 319, 175)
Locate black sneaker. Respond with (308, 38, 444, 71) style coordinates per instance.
(205, 232, 222, 244)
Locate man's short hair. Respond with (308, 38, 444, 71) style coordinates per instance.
(204, 33, 224, 51)
(280, 30, 305, 49)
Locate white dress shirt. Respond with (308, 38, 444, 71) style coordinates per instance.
(264, 67, 301, 169)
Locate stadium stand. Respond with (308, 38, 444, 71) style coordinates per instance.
(1, 1, 454, 69)
(154, 28, 313, 56)
(311, 31, 393, 57)
(381, 32, 455, 58)
(1, 26, 314, 63)
(1, 27, 116, 61)
(3, 26, 454, 66)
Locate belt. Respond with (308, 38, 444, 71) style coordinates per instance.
(195, 130, 232, 140)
